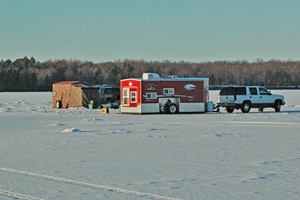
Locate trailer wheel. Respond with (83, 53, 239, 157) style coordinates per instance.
(163, 99, 171, 114)
(56, 101, 62, 109)
(169, 103, 178, 114)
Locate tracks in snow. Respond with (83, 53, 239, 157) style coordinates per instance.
(0, 189, 44, 200)
(0, 167, 181, 200)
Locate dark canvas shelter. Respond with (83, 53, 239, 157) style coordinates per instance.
(52, 81, 100, 108)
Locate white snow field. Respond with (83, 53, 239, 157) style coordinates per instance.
(0, 90, 300, 200)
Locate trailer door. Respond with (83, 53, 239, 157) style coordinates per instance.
(123, 87, 138, 107)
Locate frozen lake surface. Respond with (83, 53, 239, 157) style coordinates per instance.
(0, 90, 300, 199)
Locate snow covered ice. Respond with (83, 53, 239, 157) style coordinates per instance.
(0, 90, 300, 199)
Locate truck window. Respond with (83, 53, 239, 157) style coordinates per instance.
(249, 87, 258, 95)
(220, 88, 228, 95)
(259, 87, 270, 95)
(104, 88, 112, 94)
(235, 87, 246, 95)
(113, 88, 120, 94)
(220, 87, 235, 95)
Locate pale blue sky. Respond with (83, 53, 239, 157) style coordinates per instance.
(1, 0, 300, 63)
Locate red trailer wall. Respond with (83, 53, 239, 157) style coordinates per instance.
(141, 80, 204, 103)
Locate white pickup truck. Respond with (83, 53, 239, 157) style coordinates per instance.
(217, 86, 285, 113)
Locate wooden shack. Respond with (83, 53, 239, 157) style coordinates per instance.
(52, 81, 100, 108)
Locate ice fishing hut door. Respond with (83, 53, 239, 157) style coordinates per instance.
(123, 87, 138, 107)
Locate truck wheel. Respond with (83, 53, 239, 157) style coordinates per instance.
(225, 107, 234, 113)
(274, 101, 281, 112)
(56, 101, 62, 109)
(241, 101, 251, 113)
(169, 103, 178, 114)
(258, 108, 264, 112)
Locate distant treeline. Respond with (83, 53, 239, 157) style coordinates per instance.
(1, 57, 300, 92)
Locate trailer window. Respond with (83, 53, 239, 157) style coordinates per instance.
(66, 91, 70, 97)
(131, 91, 137, 103)
(146, 93, 157, 99)
(53, 91, 57, 97)
(163, 88, 174, 95)
(123, 88, 129, 105)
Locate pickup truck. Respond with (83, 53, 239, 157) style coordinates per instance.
(99, 86, 120, 104)
(217, 86, 285, 113)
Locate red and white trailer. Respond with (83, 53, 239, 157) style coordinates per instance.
(121, 73, 209, 114)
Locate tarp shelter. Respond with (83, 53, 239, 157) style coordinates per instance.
(52, 81, 100, 108)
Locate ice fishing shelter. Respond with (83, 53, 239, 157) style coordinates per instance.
(52, 81, 100, 108)
(121, 73, 209, 114)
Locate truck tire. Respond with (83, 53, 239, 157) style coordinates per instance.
(274, 100, 281, 112)
(241, 101, 251, 113)
(169, 103, 178, 114)
(225, 107, 234, 113)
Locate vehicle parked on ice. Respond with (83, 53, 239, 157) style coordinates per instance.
(217, 86, 285, 113)
(99, 86, 120, 104)
(120, 73, 209, 114)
